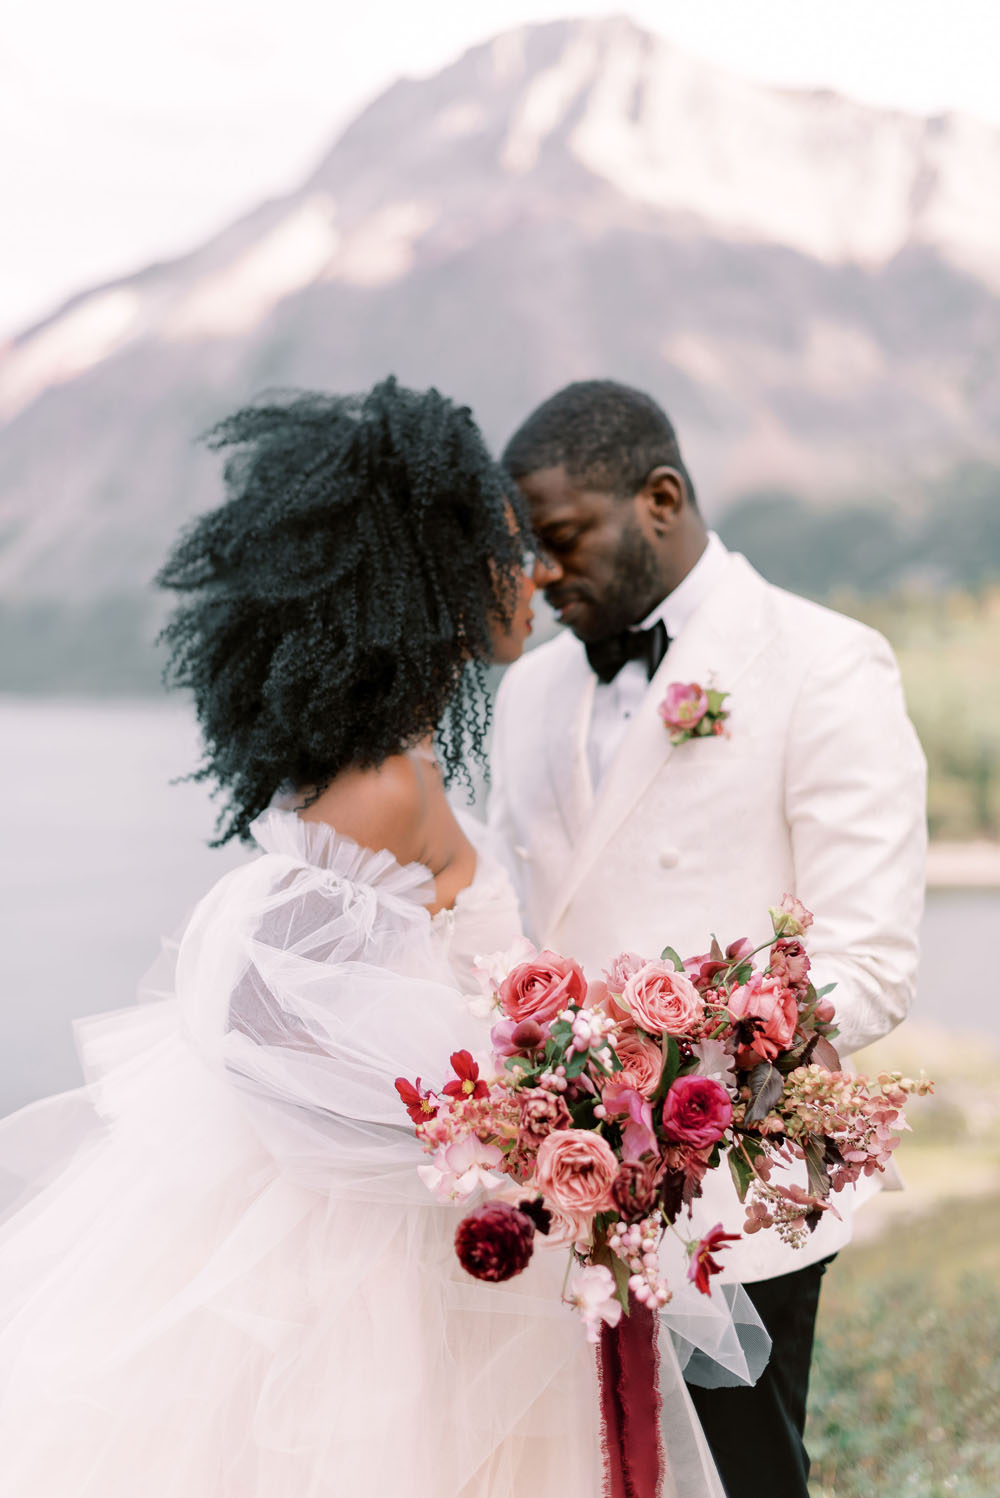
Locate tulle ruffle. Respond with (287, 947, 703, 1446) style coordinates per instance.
(0, 808, 759, 1496)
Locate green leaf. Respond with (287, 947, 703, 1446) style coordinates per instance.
(610, 1250, 632, 1310)
(706, 689, 729, 714)
(811, 1035, 843, 1072)
(563, 1049, 589, 1079)
(660, 945, 683, 970)
(803, 1138, 831, 1199)
(728, 1148, 756, 1203)
(652, 1035, 681, 1104)
(744, 1061, 784, 1124)
(814, 983, 837, 999)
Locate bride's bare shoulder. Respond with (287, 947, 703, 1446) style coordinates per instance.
(297, 755, 425, 867)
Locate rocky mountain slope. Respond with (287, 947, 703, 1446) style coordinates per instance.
(1, 14, 998, 624)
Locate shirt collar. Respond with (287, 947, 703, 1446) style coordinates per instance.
(637, 531, 729, 639)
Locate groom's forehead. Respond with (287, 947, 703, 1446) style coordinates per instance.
(517, 467, 614, 519)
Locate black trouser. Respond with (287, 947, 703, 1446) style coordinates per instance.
(686, 1257, 834, 1498)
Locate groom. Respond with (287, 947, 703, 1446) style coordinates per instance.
(489, 380, 926, 1498)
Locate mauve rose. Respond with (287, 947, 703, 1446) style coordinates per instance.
(499, 950, 588, 1026)
(661, 1075, 733, 1148)
(518, 1087, 572, 1144)
(614, 1025, 664, 1099)
(622, 961, 705, 1036)
(728, 974, 798, 1061)
(611, 1157, 663, 1222)
(658, 682, 709, 732)
(603, 951, 649, 992)
(535, 1128, 618, 1214)
(769, 938, 811, 990)
(769, 893, 814, 938)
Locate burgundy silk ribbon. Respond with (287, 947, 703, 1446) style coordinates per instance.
(598, 1296, 664, 1498)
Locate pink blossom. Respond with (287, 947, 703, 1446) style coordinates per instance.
(622, 961, 705, 1036)
(601, 1081, 660, 1162)
(658, 682, 709, 734)
(614, 1025, 664, 1098)
(769, 894, 814, 939)
(566, 1264, 623, 1344)
(728, 973, 798, 1062)
(661, 1075, 733, 1148)
(499, 950, 588, 1026)
(490, 1017, 548, 1058)
(690, 1038, 737, 1088)
(417, 1136, 505, 1201)
(535, 1128, 618, 1214)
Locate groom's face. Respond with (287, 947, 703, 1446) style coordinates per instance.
(517, 466, 661, 644)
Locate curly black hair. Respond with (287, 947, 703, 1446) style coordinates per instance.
(157, 378, 529, 844)
(502, 379, 698, 509)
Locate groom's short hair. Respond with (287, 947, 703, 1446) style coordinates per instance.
(502, 380, 698, 510)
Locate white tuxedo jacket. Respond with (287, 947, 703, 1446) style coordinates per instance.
(489, 551, 927, 1283)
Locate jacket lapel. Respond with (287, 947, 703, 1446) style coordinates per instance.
(541, 632, 596, 845)
(543, 554, 775, 937)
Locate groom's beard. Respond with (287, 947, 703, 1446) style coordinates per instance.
(556, 523, 662, 645)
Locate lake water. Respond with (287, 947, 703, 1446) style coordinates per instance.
(1, 697, 997, 1118)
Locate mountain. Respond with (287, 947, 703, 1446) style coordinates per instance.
(2, 14, 999, 683)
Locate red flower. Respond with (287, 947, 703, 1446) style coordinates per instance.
(441, 1049, 489, 1101)
(455, 1201, 536, 1282)
(661, 1075, 733, 1148)
(394, 1076, 438, 1125)
(687, 1222, 742, 1296)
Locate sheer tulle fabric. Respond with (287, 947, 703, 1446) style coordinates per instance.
(0, 809, 761, 1496)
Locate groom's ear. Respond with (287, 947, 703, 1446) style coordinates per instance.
(637, 467, 685, 533)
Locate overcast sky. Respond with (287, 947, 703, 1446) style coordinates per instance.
(3, 0, 999, 339)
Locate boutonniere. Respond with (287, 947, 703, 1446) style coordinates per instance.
(657, 682, 730, 745)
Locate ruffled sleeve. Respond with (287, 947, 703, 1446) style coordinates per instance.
(173, 809, 486, 1200)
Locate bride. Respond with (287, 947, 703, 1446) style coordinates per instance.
(0, 379, 761, 1496)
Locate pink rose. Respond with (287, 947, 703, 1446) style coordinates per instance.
(535, 1128, 618, 1215)
(603, 951, 649, 991)
(498, 950, 588, 1026)
(769, 893, 814, 939)
(613, 1024, 664, 1099)
(658, 682, 709, 733)
(622, 960, 705, 1036)
(728, 973, 798, 1061)
(661, 1075, 733, 1148)
(769, 938, 811, 991)
(542, 1201, 593, 1249)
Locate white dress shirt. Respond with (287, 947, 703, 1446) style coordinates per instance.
(587, 531, 731, 791)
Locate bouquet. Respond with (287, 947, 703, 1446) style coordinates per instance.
(396, 894, 931, 1342)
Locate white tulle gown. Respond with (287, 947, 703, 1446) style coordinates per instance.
(0, 807, 762, 1497)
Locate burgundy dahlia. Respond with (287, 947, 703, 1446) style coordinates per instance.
(454, 1202, 536, 1282)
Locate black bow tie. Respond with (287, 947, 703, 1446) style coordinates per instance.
(585, 618, 670, 685)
